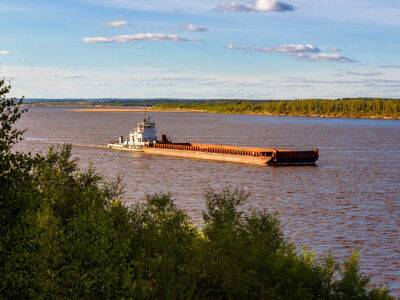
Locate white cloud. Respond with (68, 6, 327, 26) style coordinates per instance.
(104, 19, 129, 28)
(82, 33, 190, 43)
(0, 50, 11, 56)
(88, 81, 108, 86)
(262, 44, 320, 54)
(226, 43, 253, 51)
(63, 74, 84, 79)
(285, 76, 400, 87)
(339, 71, 383, 76)
(228, 43, 320, 54)
(303, 53, 354, 63)
(217, 0, 294, 12)
(3, 65, 399, 99)
(185, 24, 208, 32)
(254, 0, 294, 12)
(217, 3, 254, 12)
(0, 73, 16, 79)
(227, 43, 354, 63)
(378, 65, 400, 69)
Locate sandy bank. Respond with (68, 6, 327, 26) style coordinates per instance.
(70, 107, 204, 113)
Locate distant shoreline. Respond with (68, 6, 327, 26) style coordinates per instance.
(70, 107, 205, 113)
(69, 106, 400, 120)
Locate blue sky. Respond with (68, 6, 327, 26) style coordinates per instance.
(1, 0, 399, 99)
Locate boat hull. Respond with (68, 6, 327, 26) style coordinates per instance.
(107, 144, 143, 152)
(144, 143, 319, 166)
(107, 142, 318, 166)
(269, 150, 319, 166)
(143, 147, 273, 165)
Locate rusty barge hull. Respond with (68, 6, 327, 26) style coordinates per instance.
(144, 143, 318, 166)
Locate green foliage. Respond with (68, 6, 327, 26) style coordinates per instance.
(153, 99, 400, 119)
(0, 79, 39, 243)
(0, 83, 394, 298)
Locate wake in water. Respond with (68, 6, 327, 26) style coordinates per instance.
(25, 137, 49, 142)
(24, 137, 106, 150)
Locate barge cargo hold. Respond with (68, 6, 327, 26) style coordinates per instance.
(145, 143, 318, 166)
(107, 116, 319, 166)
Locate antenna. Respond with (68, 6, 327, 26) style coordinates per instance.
(144, 102, 148, 119)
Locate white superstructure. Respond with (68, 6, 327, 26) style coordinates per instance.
(108, 116, 157, 150)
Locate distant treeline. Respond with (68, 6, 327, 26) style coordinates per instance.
(27, 98, 182, 106)
(28, 98, 400, 119)
(153, 98, 400, 119)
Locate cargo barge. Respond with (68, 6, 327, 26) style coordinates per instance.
(108, 116, 319, 166)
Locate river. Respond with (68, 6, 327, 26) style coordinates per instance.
(17, 106, 400, 296)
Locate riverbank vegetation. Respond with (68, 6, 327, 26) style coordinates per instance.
(153, 99, 400, 119)
(28, 98, 400, 119)
(1, 80, 393, 298)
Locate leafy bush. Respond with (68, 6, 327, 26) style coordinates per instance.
(0, 80, 393, 298)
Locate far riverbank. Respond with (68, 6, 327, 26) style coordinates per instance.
(27, 97, 400, 120)
(70, 106, 400, 120)
(70, 107, 205, 113)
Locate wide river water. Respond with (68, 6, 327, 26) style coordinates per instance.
(17, 106, 400, 295)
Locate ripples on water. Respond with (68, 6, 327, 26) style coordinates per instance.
(17, 107, 400, 296)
